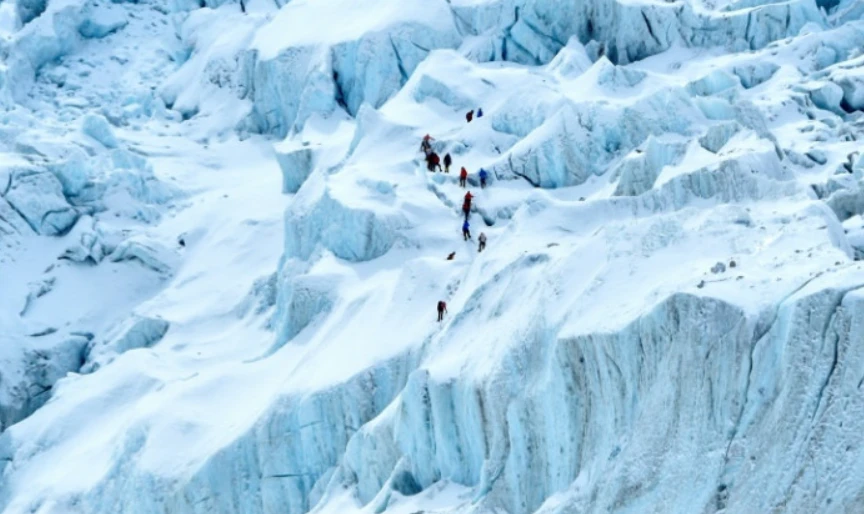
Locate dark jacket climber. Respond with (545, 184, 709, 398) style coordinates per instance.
(462, 219, 471, 241)
(443, 153, 452, 173)
(466, 110, 474, 123)
(459, 167, 468, 188)
(477, 108, 484, 118)
(427, 152, 442, 172)
(447, 251, 456, 260)
(421, 134, 433, 155)
(478, 232, 487, 252)
(437, 300, 447, 322)
(479, 168, 488, 188)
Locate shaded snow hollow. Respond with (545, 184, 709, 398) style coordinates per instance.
(3, 0, 864, 514)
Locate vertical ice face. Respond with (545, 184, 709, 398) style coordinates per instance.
(3, 0, 864, 514)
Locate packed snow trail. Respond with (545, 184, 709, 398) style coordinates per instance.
(4, 0, 864, 514)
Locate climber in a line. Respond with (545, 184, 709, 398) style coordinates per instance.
(427, 152, 442, 172)
(447, 251, 456, 260)
(462, 219, 471, 241)
(443, 153, 452, 173)
(421, 134, 433, 155)
(462, 191, 473, 218)
(437, 300, 448, 322)
(477, 108, 484, 118)
(459, 167, 468, 188)
(479, 168, 488, 188)
(478, 232, 487, 252)
(466, 110, 474, 123)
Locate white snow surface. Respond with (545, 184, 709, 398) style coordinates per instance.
(3, 0, 864, 513)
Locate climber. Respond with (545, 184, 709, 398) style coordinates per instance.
(432, 152, 442, 172)
(459, 167, 468, 188)
(478, 232, 487, 252)
(443, 153, 452, 173)
(462, 219, 471, 241)
(463, 191, 473, 212)
(437, 300, 448, 322)
(427, 152, 442, 172)
(479, 168, 488, 188)
(477, 108, 484, 118)
(462, 192, 473, 218)
(447, 251, 456, 261)
(466, 110, 474, 123)
(420, 134, 433, 155)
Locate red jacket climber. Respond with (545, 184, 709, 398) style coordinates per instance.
(459, 167, 468, 188)
(462, 191, 473, 217)
(437, 300, 448, 322)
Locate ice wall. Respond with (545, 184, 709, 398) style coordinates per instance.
(5, 1, 864, 514)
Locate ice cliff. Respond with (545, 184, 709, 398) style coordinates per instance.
(3, 0, 864, 513)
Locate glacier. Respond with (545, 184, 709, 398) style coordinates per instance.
(3, 0, 864, 513)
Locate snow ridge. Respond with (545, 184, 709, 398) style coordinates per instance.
(3, 0, 864, 513)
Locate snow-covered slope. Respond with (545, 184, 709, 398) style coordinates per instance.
(3, 0, 864, 513)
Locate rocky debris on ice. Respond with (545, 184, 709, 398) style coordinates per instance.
(82, 316, 170, 373)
